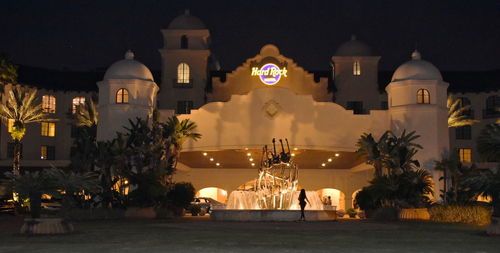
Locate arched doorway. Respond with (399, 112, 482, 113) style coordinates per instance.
(317, 188, 345, 210)
(196, 187, 228, 203)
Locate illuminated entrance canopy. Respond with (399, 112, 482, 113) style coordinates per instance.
(251, 63, 288, 85)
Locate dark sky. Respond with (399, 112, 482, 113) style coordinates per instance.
(1, 0, 500, 72)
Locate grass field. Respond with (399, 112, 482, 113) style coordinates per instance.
(0, 215, 499, 253)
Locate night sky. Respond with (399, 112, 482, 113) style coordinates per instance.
(1, 0, 500, 72)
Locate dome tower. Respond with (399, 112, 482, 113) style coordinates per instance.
(158, 10, 211, 113)
(331, 35, 383, 113)
(386, 50, 449, 199)
(97, 50, 159, 141)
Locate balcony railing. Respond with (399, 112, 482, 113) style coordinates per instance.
(173, 79, 193, 88)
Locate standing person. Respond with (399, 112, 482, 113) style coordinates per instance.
(298, 189, 311, 221)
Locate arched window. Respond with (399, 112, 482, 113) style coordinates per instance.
(116, 88, 129, 104)
(42, 95, 56, 113)
(181, 35, 188, 49)
(353, 60, 361, 76)
(72, 96, 86, 114)
(417, 89, 430, 104)
(177, 63, 190, 84)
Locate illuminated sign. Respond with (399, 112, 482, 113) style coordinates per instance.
(251, 63, 288, 85)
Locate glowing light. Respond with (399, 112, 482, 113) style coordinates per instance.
(251, 63, 288, 85)
(203, 152, 207, 156)
(291, 153, 296, 157)
(245, 148, 249, 150)
(328, 158, 332, 162)
(251, 163, 255, 166)
(335, 153, 340, 157)
(216, 163, 220, 166)
(246, 152, 251, 156)
(124, 180, 128, 184)
(249, 158, 254, 161)
(321, 163, 326, 167)
(210, 158, 214, 161)
(293, 148, 298, 151)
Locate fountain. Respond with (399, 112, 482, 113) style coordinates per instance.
(210, 139, 337, 221)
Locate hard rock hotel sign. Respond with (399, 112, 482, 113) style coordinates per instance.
(251, 63, 288, 85)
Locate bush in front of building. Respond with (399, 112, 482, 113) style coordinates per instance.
(166, 182, 195, 216)
(429, 205, 492, 226)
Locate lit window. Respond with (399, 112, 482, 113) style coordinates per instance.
(417, 89, 430, 104)
(116, 88, 129, 104)
(177, 63, 190, 84)
(40, 145, 55, 160)
(72, 97, 86, 114)
(41, 122, 56, 137)
(42, 95, 56, 113)
(7, 119, 14, 133)
(458, 148, 472, 163)
(353, 61, 361, 76)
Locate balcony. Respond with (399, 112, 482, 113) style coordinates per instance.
(173, 79, 193, 88)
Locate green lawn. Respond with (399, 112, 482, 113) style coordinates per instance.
(0, 215, 498, 253)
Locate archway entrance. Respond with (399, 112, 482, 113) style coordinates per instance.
(195, 187, 228, 203)
(317, 188, 345, 210)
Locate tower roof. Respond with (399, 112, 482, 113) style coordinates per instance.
(103, 50, 154, 81)
(335, 35, 372, 56)
(168, 10, 206, 30)
(392, 50, 442, 82)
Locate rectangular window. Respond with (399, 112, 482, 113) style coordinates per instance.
(347, 101, 364, 114)
(42, 95, 56, 113)
(353, 61, 361, 76)
(7, 119, 14, 133)
(176, 101, 193, 114)
(41, 145, 55, 160)
(458, 148, 472, 163)
(7, 142, 22, 159)
(455, 125, 472, 140)
(41, 122, 56, 137)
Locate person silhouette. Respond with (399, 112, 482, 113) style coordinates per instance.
(298, 189, 311, 221)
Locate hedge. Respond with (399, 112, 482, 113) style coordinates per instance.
(429, 205, 492, 226)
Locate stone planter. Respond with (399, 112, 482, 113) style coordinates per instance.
(125, 207, 157, 219)
(399, 208, 430, 220)
(20, 218, 74, 235)
(486, 217, 500, 235)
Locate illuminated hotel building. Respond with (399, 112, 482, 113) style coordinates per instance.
(1, 11, 498, 209)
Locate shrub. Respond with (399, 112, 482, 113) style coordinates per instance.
(167, 182, 195, 211)
(336, 209, 346, 218)
(429, 205, 492, 226)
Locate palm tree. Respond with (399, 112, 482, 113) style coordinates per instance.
(477, 123, 500, 162)
(163, 116, 201, 172)
(356, 132, 387, 177)
(382, 130, 422, 174)
(0, 53, 17, 84)
(447, 95, 479, 128)
(0, 86, 52, 175)
(74, 98, 98, 128)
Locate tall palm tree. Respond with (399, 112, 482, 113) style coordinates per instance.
(74, 98, 98, 128)
(0, 86, 52, 175)
(447, 95, 479, 128)
(163, 116, 201, 171)
(477, 123, 500, 162)
(356, 132, 387, 177)
(382, 130, 422, 174)
(0, 53, 17, 84)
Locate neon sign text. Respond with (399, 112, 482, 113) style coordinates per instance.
(251, 63, 288, 85)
